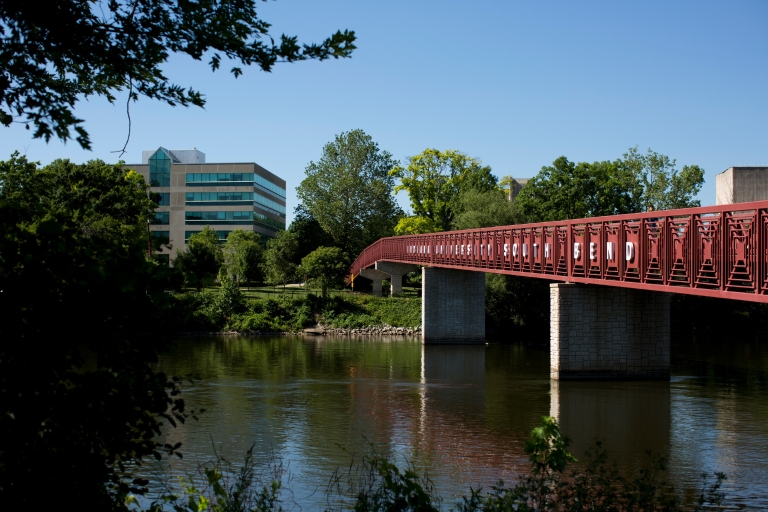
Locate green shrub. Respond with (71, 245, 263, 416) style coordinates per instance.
(167, 292, 422, 332)
(229, 312, 283, 332)
(216, 269, 246, 318)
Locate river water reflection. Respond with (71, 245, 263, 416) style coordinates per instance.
(150, 335, 768, 509)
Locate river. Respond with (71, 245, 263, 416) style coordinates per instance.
(145, 334, 768, 509)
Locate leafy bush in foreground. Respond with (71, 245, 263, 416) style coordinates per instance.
(135, 417, 727, 512)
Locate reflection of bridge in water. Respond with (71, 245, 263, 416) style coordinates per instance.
(418, 346, 670, 469)
(350, 201, 768, 380)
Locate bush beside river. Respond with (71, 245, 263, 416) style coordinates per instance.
(163, 290, 422, 334)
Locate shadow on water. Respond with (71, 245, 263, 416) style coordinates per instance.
(146, 333, 768, 509)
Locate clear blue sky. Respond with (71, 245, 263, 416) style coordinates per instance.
(3, 0, 766, 224)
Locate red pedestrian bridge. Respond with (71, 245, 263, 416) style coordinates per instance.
(348, 201, 768, 380)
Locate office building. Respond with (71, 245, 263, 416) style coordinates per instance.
(130, 147, 286, 263)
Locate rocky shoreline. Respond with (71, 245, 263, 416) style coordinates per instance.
(308, 324, 421, 336)
(177, 324, 421, 337)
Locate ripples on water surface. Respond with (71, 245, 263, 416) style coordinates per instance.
(146, 335, 768, 509)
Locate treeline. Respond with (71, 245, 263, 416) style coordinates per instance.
(289, 131, 707, 335)
(174, 223, 346, 299)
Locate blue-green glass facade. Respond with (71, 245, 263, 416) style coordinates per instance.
(184, 211, 282, 231)
(186, 173, 254, 185)
(149, 149, 173, 187)
(253, 194, 286, 216)
(153, 212, 170, 225)
(254, 175, 286, 198)
(185, 192, 253, 205)
(153, 192, 170, 206)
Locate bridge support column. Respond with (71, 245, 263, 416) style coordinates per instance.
(550, 283, 670, 380)
(375, 262, 418, 296)
(422, 267, 485, 344)
(360, 268, 389, 296)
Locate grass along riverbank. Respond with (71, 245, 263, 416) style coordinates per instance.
(191, 284, 423, 300)
(164, 288, 421, 333)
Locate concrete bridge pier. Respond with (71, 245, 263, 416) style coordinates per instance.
(550, 283, 670, 380)
(375, 262, 418, 296)
(360, 262, 418, 296)
(359, 268, 390, 296)
(422, 266, 485, 344)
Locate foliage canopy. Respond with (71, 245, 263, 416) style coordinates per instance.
(262, 230, 298, 289)
(300, 246, 348, 298)
(174, 226, 224, 290)
(223, 228, 264, 285)
(391, 149, 498, 233)
(297, 129, 402, 255)
(0, 152, 186, 508)
(288, 205, 335, 264)
(515, 148, 705, 223)
(0, 0, 356, 148)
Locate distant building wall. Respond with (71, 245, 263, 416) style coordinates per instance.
(509, 178, 529, 201)
(716, 167, 768, 205)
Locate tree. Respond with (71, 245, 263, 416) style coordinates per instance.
(514, 149, 705, 223)
(174, 226, 223, 291)
(390, 149, 498, 232)
(452, 188, 516, 230)
(288, 204, 335, 264)
(1, 0, 356, 149)
(262, 230, 298, 292)
(223, 228, 263, 287)
(0, 153, 186, 508)
(297, 129, 402, 256)
(621, 147, 704, 211)
(300, 246, 348, 299)
(215, 267, 245, 318)
(393, 216, 440, 235)
(514, 157, 631, 222)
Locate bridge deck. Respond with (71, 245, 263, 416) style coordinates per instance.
(350, 200, 768, 303)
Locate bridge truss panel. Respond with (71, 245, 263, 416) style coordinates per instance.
(348, 201, 768, 303)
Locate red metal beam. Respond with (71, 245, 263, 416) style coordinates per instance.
(349, 200, 768, 303)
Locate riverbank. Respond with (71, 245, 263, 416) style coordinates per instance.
(164, 291, 421, 333)
(178, 324, 421, 336)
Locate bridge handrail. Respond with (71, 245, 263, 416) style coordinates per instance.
(349, 200, 768, 303)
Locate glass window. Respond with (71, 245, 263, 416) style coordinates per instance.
(254, 175, 286, 198)
(185, 211, 254, 222)
(253, 192, 286, 216)
(149, 149, 172, 187)
(153, 212, 170, 225)
(184, 211, 285, 231)
(149, 173, 171, 187)
(185, 192, 254, 204)
(184, 230, 231, 243)
(185, 173, 254, 185)
(152, 192, 170, 206)
(254, 212, 285, 232)
(151, 230, 170, 246)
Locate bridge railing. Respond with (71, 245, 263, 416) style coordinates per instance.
(349, 200, 768, 302)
